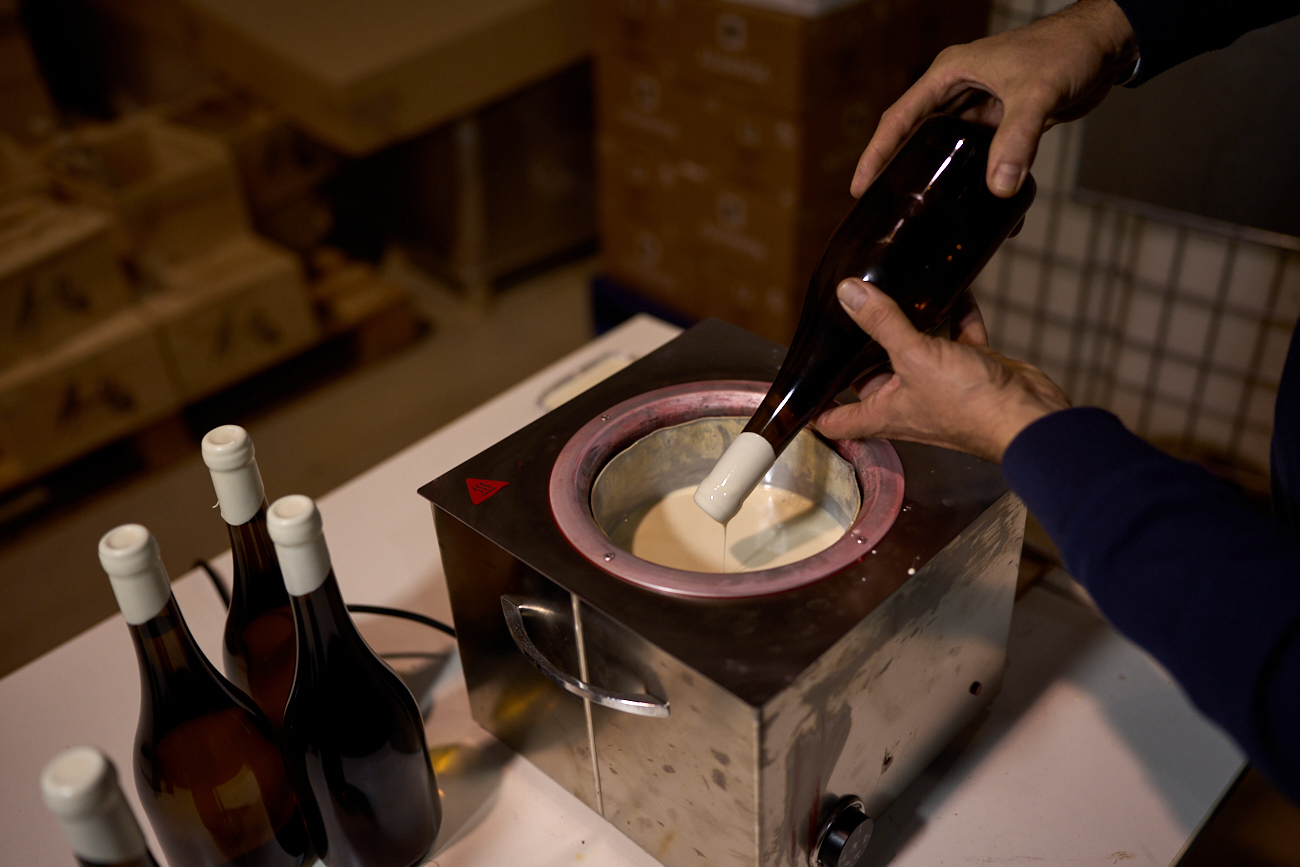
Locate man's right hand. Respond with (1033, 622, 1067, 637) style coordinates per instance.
(851, 0, 1139, 199)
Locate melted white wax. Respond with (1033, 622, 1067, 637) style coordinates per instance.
(621, 484, 845, 573)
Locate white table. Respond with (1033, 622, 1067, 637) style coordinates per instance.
(0, 315, 1243, 867)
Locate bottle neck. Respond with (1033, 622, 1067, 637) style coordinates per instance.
(289, 571, 362, 676)
(129, 596, 229, 725)
(743, 115, 1034, 458)
(227, 503, 290, 617)
(743, 317, 888, 455)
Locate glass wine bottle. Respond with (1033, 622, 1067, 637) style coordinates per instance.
(203, 425, 296, 729)
(267, 495, 441, 867)
(97, 523, 314, 867)
(41, 747, 161, 867)
(695, 113, 1037, 523)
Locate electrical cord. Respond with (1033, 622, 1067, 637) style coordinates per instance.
(195, 558, 457, 639)
(345, 605, 457, 638)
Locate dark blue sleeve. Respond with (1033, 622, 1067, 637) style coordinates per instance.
(1112, 0, 1300, 84)
(1002, 407, 1300, 804)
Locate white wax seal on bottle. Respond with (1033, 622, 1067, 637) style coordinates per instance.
(202, 425, 266, 526)
(98, 524, 171, 625)
(267, 495, 332, 596)
(41, 747, 150, 864)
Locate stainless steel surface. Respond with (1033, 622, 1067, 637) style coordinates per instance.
(502, 595, 670, 718)
(424, 320, 1026, 867)
(551, 381, 905, 598)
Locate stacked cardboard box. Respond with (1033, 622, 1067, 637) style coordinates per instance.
(0, 197, 134, 367)
(0, 195, 178, 485)
(45, 116, 252, 276)
(162, 89, 341, 255)
(0, 115, 330, 488)
(594, 0, 988, 343)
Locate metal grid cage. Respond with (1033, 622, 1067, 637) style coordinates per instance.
(974, 0, 1300, 493)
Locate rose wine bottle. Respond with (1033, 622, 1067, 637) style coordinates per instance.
(695, 114, 1037, 522)
(267, 495, 441, 867)
(97, 524, 314, 867)
(41, 747, 161, 867)
(203, 425, 296, 729)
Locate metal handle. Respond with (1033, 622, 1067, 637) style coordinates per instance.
(501, 595, 669, 718)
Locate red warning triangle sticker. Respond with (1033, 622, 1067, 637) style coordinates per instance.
(466, 478, 508, 505)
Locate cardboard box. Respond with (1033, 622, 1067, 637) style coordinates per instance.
(593, 0, 998, 342)
(598, 131, 850, 340)
(183, 0, 592, 156)
(0, 307, 179, 478)
(596, 0, 986, 115)
(596, 133, 705, 223)
(597, 135, 698, 314)
(593, 0, 684, 76)
(0, 197, 134, 368)
(144, 234, 317, 399)
(595, 55, 693, 156)
(599, 197, 698, 316)
(687, 90, 879, 200)
(45, 117, 250, 275)
(597, 52, 886, 203)
(163, 89, 340, 215)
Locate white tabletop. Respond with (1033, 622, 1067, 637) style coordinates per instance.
(0, 314, 1243, 867)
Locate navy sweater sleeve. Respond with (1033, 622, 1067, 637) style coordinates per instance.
(1002, 408, 1300, 802)
(1113, 0, 1300, 84)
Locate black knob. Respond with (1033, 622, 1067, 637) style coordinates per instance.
(814, 796, 873, 867)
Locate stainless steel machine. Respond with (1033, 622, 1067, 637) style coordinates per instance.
(419, 319, 1025, 867)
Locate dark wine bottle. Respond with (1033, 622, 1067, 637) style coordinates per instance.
(97, 524, 314, 867)
(41, 747, 162, 867)
(696, 114, 1036, 522)
(267, 495, 441, 867)
(203, 425, 296, 729)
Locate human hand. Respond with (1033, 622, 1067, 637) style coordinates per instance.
(851, 0, 1138, 199)
(815, 280, 1071, 464)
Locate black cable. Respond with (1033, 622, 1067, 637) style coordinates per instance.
(196, 559, 231, 609)
(346, 605, 457, 639)
(196, 559, 456, 639)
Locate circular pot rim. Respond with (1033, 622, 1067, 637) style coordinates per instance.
(548, 380, 905, 598)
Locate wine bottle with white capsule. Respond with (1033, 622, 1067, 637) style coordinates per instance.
(268, 495, 441, 867)
(202, 424, 295, 729)
(97, 523, 313, 867)
(41, 747, 161, 867)
(695, 114, 1036, 524)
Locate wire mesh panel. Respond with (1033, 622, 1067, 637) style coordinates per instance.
(972, 0, 1300, 492)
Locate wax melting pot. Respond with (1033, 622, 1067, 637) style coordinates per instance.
(419, 320, 1025, 867)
